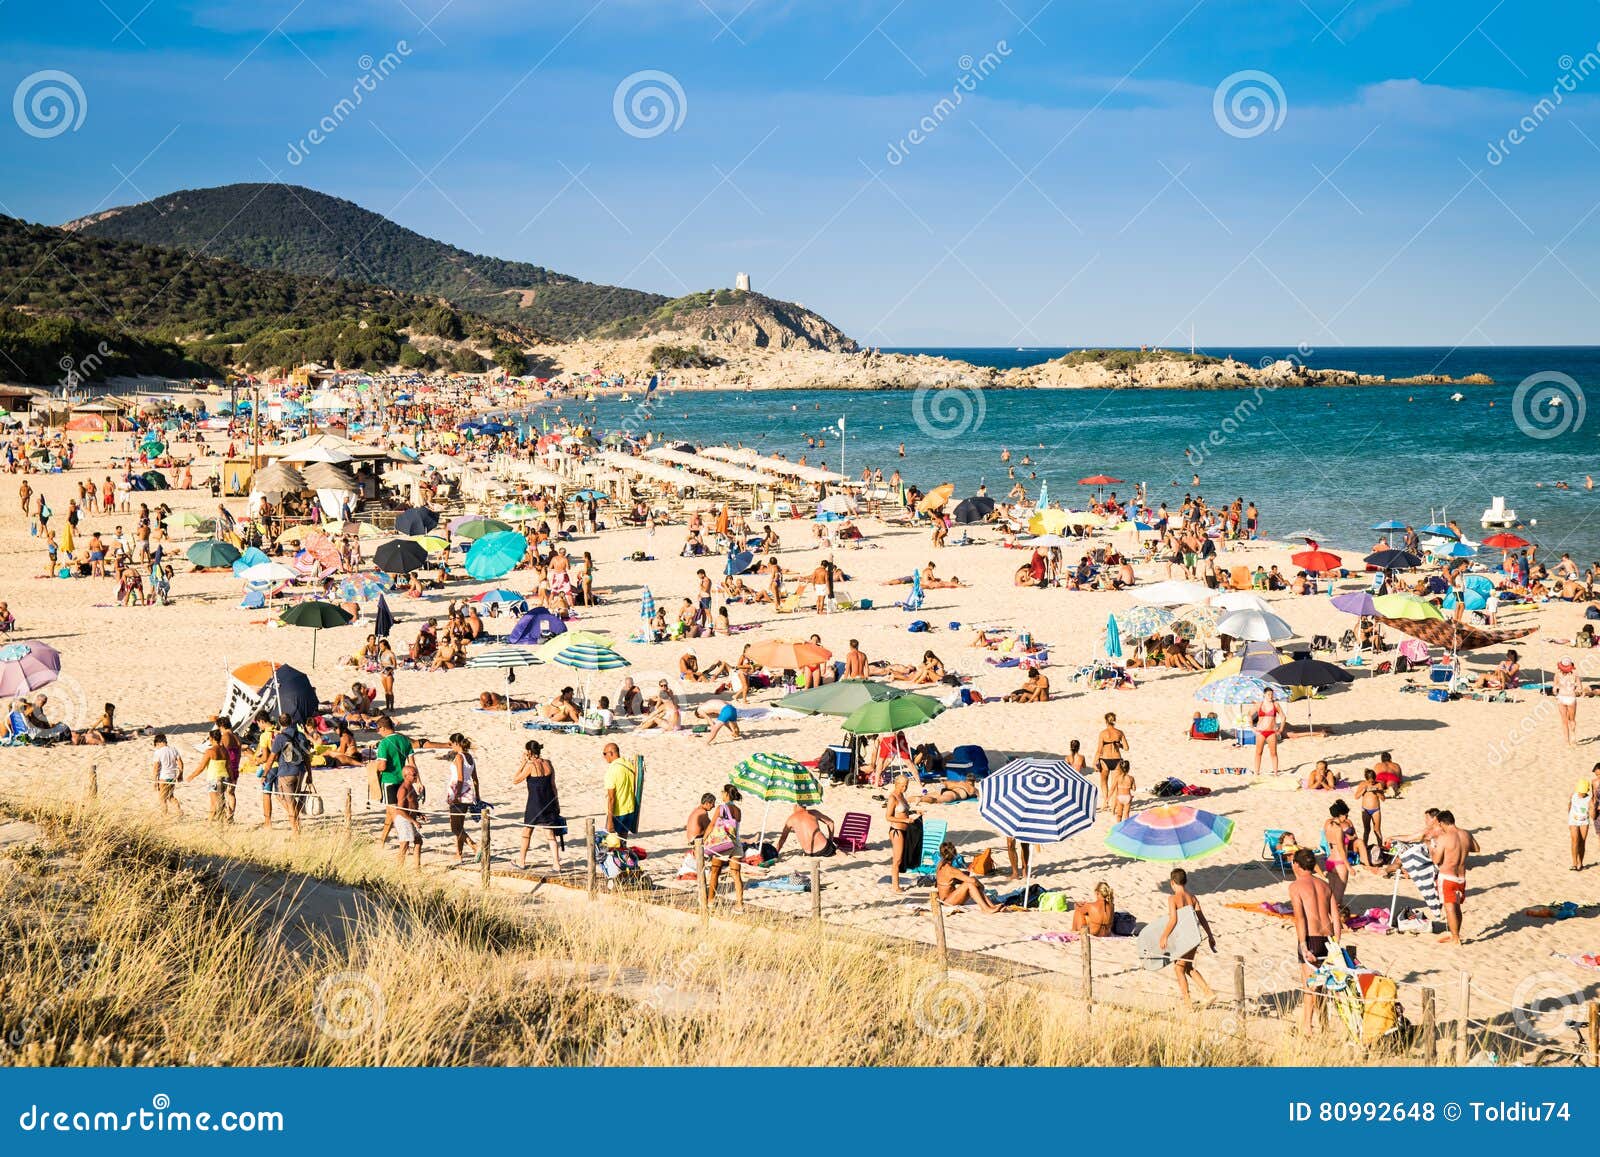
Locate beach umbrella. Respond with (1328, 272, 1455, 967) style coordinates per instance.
(1104, 613, 1123, 660)
(917, 482, 956, 514)
(453, 518, 513, 541)
(374, 594, 394, 640)
(1370, 519, 1406, 531)
(1195, 675, 1288, 705)
(1267, 658, 1353, 734)
(1290, 549, 1343, 574)
(507, 609, 566, 644)
(231, 661, 319, 724)
(240, 561, 295, 585)
(980, 757, 1098, 843)
(1371, 593, 1443, 621)
(411, 534, 450, 554)
(467, 645, 545, 730)
(1061, 510, 1107, 528)
(279, 600, 352, 667)
(1079, 474, 1122, 486)
(169, 510, 206, 533)
(841, 693, 944, 735)
(951, 496, 995, 525)
(534, 630, 612, 662)
(818, 494, 858, 517)
(1209, 591, 1268, 613)
(279, 443, 352, 463)
(1216, 608, 1296, 642)
(464, 531, 528, 581)
(1432, 541, 1477, 559)
(1132, 580, 1211, 606)
(1419, 523, 1457, 539)
(573, 489, 606, 502)
(1481, 532, 1530, 550)
(0, 641, 61, 697)
(733, 752, 824, 847)
(474, 588, 526, 608)
(336, 573, 388, 602)
(500, 503, 540, 522)
(1114, 605, 1175, 639)
(327, 519, 382, 541)
(230, 546, 270, 577)
(780, 680, 904, 716)
(1377, 617, 1536, 652)
(1029, 509, 1070, 535)
(1330, 591, 1378, 617)
(638, 586, 657, 625)
(1106, 805, 1235, 862)
(549, 641, 629, 671)
(1365, 549, 1422, 570)
(747, 639, 832, 670)
(1025, 533, 1072, 548)
(395, 507, 440, 536)
(275, 524, 319, 546)
(725, 550, 755, 576)
(374, 539, 428, 574)
(1202, 642, 1282, 685)
(187, 539, 240, 568)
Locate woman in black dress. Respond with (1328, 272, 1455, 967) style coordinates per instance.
(513, 740, 564, 871)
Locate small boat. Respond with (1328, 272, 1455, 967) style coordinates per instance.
(1481, 496, 1518, 529)
(1450, 392, 1463, 401)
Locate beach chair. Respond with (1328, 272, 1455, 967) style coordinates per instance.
(836, 811, 871, 853)
(916, 819, 949, 879)
(1261, 828, 1291, 877)
(899, 572, 925, 612)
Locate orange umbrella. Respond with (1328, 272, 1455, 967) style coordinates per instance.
(746, 639, 833, 669)
(299, 532, 341, 570)
(714, 503, 730, 536)
(917, 482, 956, 513)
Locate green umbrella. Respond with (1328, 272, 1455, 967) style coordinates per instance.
(732, 752, 823, 847)
(280, 600, 353, 667)
(454, 518, 513, 541)
(779, 680, 904, 716)
(1371, 593, 1444, 622)
(841, 693, 945, 735)
(187, 539, 240, 568)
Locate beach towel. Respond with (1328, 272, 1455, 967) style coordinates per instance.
(1554, 952, 1600, 969)
(1392, 841, 1441, 918)
(1226, 900, 1294, 920)
(1030, 932, 1079, 944)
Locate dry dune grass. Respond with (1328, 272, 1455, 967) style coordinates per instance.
(0, 801, 1376, 1068)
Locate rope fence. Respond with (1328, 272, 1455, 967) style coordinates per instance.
(73, 762, 1600, 1066)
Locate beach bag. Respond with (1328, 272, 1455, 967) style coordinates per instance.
(908, 620, 929, 632)
(968, 848, 994, 876)
(1586, 605, 1600, 620)
(1427, 688, 1449, 703)
(301, 789, 325, 818)
(1037, 891, 1070, 912)
(703, 804, 739, 856)
(1112, 911, 1136, 937)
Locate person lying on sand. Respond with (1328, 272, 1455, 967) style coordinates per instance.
(638, 683, 681, 731)
(917, 779, 978, 804)
(479, 690, 538, 712)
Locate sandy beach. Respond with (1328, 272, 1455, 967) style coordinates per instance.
(3, 429, 1595, 1045)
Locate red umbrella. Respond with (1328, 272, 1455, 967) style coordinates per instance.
(1481, 532, 1530, 550)
(1078, 474, 1123, 486)
(1291, 549, 1343, 574)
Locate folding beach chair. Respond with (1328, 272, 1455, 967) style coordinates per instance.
(1261, 828, 1291, 877)
(916, 819, 948, 880)
(836, 811, 872, 853)
(899, 569, 925, 612)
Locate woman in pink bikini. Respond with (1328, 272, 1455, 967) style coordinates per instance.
(1251, 686, 1282, 775)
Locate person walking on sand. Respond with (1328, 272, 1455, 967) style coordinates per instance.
(1288, 847, 1341, 1034)
(392, 763, 424, 867)
(1095, 712, 1128, 807)
(1353, 769, 1384, 857)
(1431, 809, 1479, 945)
(372, 715, 416, 846)
(1554, 659, 1582, 747)
(1251, 686, 1282, 775)
(514, 740, 564, 872)
(1568, 772, 1596, 871)
(1157, 868, 1217, 1007)
(151, 732, 183, 819)
(703, 784, 745, 909)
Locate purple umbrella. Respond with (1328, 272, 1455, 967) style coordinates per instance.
(507, 609, 566, 644)
(0, 641, 62, 697)
(1330, 591, 1377, 616)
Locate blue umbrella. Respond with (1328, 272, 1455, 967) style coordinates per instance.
(1104, 613, 1123, 659)
(1370, 519, 1407, 531)
(230, 546, 270, 577)
(473, 589, 525, 608)
(550, 642, 630, 671)
(1114, 605, 1175, 638)
(1195, 675, 1288, 705)
(335, 574, 387, 601)
(1419, 523, 1457, 539)
(1434, 541, 1477, 559)
(464, 531, 528, 581)
(573, 489, 606, 502)
(725, 550, 754, 576)
(979, 757, 1098, 844)
(640, 587, 656, 622)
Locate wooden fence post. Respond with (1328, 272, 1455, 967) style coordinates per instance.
(1456, 972, 1471, 1065)
(1588, 1001, 1598, 1069)
(1081, 929, 1094, 1012)
(694, 840, 709, 926)
(1420, 987, 1437, 1065)
(1232, 955, 1246, 1010)
(343, 789, 353, 842)
(413, 833, 422, 873)
(479, 812, 491, 889)
(584, 818, 597, 899)
(88, 764, 98, 800)
(810, 859, 821, 923)
(930, 896, 948, 971)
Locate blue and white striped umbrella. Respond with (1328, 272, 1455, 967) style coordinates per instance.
(1194, 675, 1288, 705)
(466, 646, 543, 670)
(639, 587, 656, 621)
(551, 642, 631, 671)
(979, 757, 1099, 844)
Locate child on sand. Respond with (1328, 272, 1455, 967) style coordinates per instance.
(1109, 760, 1135, 821)
(1158, 868, 1217, 1007)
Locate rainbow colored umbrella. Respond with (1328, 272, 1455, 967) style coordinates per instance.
(1105, 804, 1235, 862)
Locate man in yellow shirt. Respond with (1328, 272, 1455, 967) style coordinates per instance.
(602, 741, 638, 836)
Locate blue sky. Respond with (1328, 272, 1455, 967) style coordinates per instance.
(5, 1, 1600, 346)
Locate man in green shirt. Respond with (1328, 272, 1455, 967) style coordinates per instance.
(372, 715, 416, 846)
(602, 741, 638, 836)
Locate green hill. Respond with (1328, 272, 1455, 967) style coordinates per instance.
(0, 214, 537, 383)
(67, 183, 669, 340)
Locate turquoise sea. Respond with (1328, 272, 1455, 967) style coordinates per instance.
(564, 346, 1600, 560)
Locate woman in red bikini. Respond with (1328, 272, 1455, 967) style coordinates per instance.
(1251, 687, 1282, 775)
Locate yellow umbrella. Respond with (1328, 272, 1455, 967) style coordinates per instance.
(917, 482, 956, 514)
(411, 535, 449, 554)
(276, 524, 317, 545)
(1062, 510, 1107, 528)
(325, 519, 381, 539)
(1029, 509, 1069, 535)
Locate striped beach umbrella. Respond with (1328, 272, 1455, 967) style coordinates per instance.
(1105, 804, 1235, 862)
(639, 587, 656, 623)
(979, 757, 1099, 844)
(467, 644, 544, 730)
(550, 641, 630, 671)
(733, 752, 823, 847)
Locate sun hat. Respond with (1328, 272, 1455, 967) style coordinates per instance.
(1559, 658, 1576, 671)
(1579, 779, 1593, 795)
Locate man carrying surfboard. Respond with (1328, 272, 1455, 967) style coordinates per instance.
(1157, 868, 1218, 1007)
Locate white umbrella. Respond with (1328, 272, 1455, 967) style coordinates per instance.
(1025, 533, 1072, 548)
(1216, 608, 1296, 642)
(279, 444, 354, 465)
(1209, 591, 1269, 613)
(241, 562, 297, 584)
(817, 494, 857, 516)
(1133, 580, 1213, 606)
